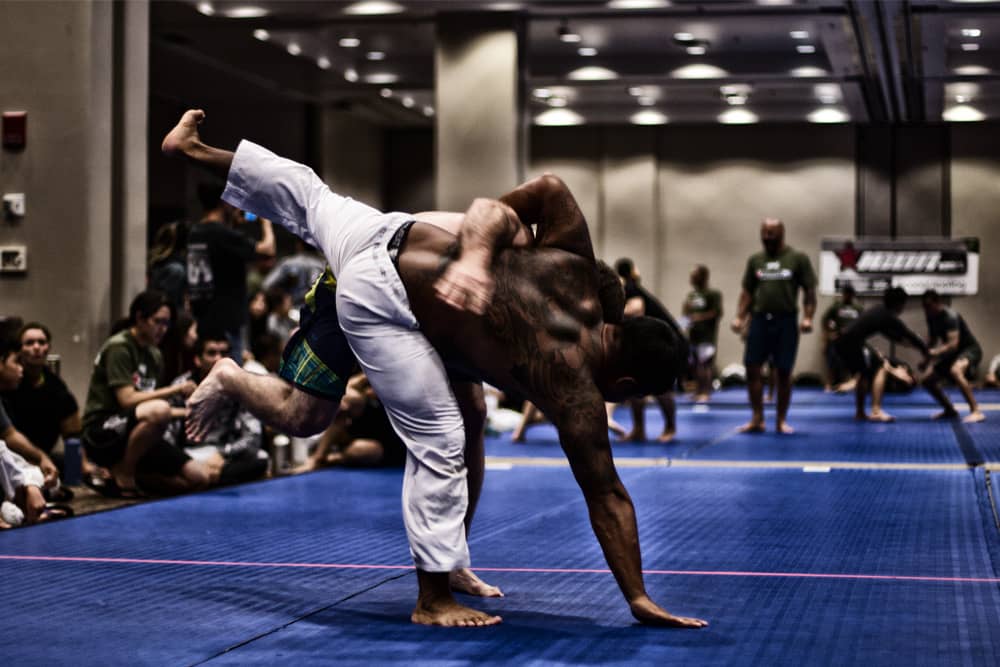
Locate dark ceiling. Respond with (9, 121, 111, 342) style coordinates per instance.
(152, 0, 1000, 126)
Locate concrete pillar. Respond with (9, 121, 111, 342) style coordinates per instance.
(435, 14, 520, 211)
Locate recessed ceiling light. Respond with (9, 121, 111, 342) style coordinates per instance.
(797, 45, 816, 54)
(286, 42, 302, 56)
(673, 32, 695, 42)
(568, 66, 618, 81)
(535, 109, 584, 126)
(533, 88, 553, 99)
(559, 31, 582, 44)
(608, 0, 671, 8)
(364, 72, 398, 84)
(953, 65, 990, 75)
(955, 94, 970, 103)
(343, 1, 404, 15)
(423, 106, 435, 117)
(317, 56, 331, 70)
(578, 47, 598, 56)
(628, 86, 648, 96)
(196, 2, 215, 16)
(961, 28, 982, 38)
(487, 3, 522, 10)
(808, 108, 849, 123)
(631, 110, 668, 125)
(223, 6, 268, 18)
(366, 51, 386, 60)
(253, 29, 269, 41)
(790, 66, 828, 77)
(339, 37, 361, 48)
(344, 68, 359, 82)
(943, 104, 985, 122)
(672, 64, 728, 79)
(790, 30, 810, 40)
(961, 43, 980, 51)
(380, 88, 393, 98)
(638, 96, 657, 106)
(725, 95, 748, 106)
(718, 108, 758, 124)
(548, 97, 568, 108)
(687, 45, 707, 55)
(401, 96, 414, 108)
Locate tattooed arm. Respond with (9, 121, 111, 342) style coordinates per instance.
(499, 174, 595, 263)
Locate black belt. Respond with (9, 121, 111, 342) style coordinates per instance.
(387, 220, 415, 267)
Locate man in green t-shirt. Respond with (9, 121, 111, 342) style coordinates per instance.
(682, 265, 722, 402)
(730, 218, 817, 434)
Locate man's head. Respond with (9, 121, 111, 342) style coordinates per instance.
(129, 290, 172, 347)
(921, 289, 943, 315)
(18, 322, 51, 371)
(615, 258, 639, 284)
(760, 217, 785, 256)
(606, 316, 688, 401)
(251, 332, 283, 374)
(883, 286, 908, 314)
(690, 265, 709, 290)
(193, 331, 231, 377)
(0, 337, 24, 391)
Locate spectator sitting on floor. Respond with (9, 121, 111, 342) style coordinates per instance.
(0, 335, 59, 488)
(261, 239, 325, 309)
(166, 332, 267, 485)
(81, 290, 218, 498)
(244, 332, 283, 376)
(3, 322, 107, 484)
(983, 354, 1000, 388)
(265, 286, 297, 344)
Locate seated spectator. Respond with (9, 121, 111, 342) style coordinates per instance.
(2, 322, 106, 483)
(245, 332, 283, 376)
(0, 336, 59, 487)
(984, 354, 1000, 388)
(166, 332, 267, 485)
(261, 239, 325, 309)
(265, 286, 296, 344)
(81, 290, 217, 498)
(0, 441, 67, 528)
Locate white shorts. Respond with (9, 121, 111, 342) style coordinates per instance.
(224, 141, 470, 572)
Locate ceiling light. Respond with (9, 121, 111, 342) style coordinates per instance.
(721, 84, 751, 105)
(797, 45, 816, 54)
(366, 51, 386, 60)
(533, 88, 553, 98)
(548, 97, 568, 107)
(725, 95, 748, 106)
(808, 108, 849, 123)
(568, 66, 618, 80)
(401, 96, 414, 108)
(672, 64, 727, 79)
(535, 109, 584, 126)
(222, 6, 268, 18)
(196, 2, 215, 16)
(953, 65, 990, 75)
(718, 108, 759, 124)
(339, 37, 361, 48)
(487, 2, 523, 9)
(558, 22, 582, 43)
(380, 88, 393, 98)
(364, 72, 398, 84)
(628, 86, 648, 97)
(814, 83, 841, 103)
(790, 30, 810, 40)
(943, 105, 985, 122)
(790, 66, 828, 77)
(608, 0, 670, 8)
(286, 42, 301, 56)
(961, 43, 980, 51)
(948, 82, 981, 99)
(673, 32, 695, 42)
(687, 45, 707, 55)
(317, 56, 331, 70)
(344, 68, 359, 82)
(638, 96, 657, 106)
(961, 28, 982, 38)
(955, 95, 970, 103)
(578, 47, 598, 56)
(253, 29, 269, 41)
(423, 106, 435, 117)
(631, 110, 668, 125)
(343, 1, 404, 15)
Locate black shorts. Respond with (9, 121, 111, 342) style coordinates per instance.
(83, 409, 191, 475)
(744, 312, 800, 372)
(833, 340, 879, 379)
(933, 344, 983, 379)
(278, 267, 356, 402)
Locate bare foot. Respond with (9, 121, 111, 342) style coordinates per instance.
(931, 409, 959, 421)
(161, 109, 205, 156)
(776, 421, 795, 434)
(964, 410, 986, 423)
(630, 597, 708, 629)
(694, 394, 710, 404)
(621, 430, 646, 443)
(607, 419, 628, 438)
(450, 568, 504, 598)
(510, 430, 526, 443)
(411, 599, 502, 627)
(738, 421, 766, 433)
(657, 430, 676, 443)
(186, 357, 239, 442)
(868, 411, 895, 423)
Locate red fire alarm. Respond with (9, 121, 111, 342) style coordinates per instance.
(2, 111, 27, 150)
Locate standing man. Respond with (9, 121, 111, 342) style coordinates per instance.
(920, 290, 985, 423)
(820, 284, 863, 391)
(730, 218, 817, 434)
(187, 182, 276, 363)
(682, 265, 722, 403)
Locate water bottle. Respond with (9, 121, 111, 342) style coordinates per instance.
(63, 437, 82, 486)
(272, 434, 290, 474)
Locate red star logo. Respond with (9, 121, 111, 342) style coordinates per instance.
(834, 242, 859, 271)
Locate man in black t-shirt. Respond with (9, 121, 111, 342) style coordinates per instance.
(188, 182, 276, 363)
(920, 290, 984, 423)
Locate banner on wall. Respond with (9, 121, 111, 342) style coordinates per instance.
(819, 237, 979, 296)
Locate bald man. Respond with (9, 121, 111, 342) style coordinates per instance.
(730, 218, 817, 434)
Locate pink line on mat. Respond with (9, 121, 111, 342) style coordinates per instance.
(2, 555, 998, 583)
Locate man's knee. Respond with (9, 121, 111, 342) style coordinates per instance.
(950, 361, 969, 383)
(181, 460, 214, 490)
(137, 399, 172, 427)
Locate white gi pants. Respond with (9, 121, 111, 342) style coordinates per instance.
(223, 141, 470, 572)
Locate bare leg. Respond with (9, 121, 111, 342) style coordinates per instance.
(162, 109, 234, 179)
(187, 358, 337, 442)
(853, 374, 869, 420)
(775, 369, 794, 434)
(923, 373, 959, 420)
(113, 399, 172, 492)
(511, 401, 541, 442)
(655, 392, 676, 442)
(695, 360, 713, 402)
(739, 364, 766, 432)
(606, 403, 627, 437)
(951, 360, 985, 423)
(868, 367, 894, 422)
(412, 570, 502, 627)
(622, 397, 647, 442)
